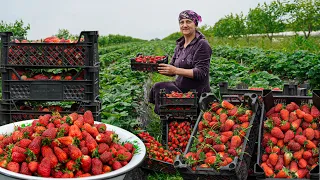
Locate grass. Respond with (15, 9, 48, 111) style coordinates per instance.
(147, 173, 183, 180)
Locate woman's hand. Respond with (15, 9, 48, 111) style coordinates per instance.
(158, 64, 177, 76)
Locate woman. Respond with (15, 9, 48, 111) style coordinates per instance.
(149, 10, 212, 114)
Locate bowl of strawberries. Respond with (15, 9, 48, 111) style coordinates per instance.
(0, 111, 146, 180)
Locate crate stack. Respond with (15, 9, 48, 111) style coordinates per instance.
(0, 31, 101, 125)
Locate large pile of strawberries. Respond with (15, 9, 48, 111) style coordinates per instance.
(0, 111, 135, 178)
(183, 100, 253, 170)
(261, 102, 320, 178)
(134, 55, 166, 64)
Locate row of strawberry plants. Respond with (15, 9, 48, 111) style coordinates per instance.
(212, 46, 320, 88)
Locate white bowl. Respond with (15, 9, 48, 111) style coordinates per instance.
(0, 120, 146, 180)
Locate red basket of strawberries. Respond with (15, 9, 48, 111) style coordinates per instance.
(130, 53, 168, 72)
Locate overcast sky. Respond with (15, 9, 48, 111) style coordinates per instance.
(1, 0, 273, 40)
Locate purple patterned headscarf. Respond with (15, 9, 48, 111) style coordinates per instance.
(178, 10, 202, 26)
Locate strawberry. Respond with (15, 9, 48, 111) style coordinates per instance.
(83, 123, 99, 138)
(286, 103, 295, 112)
(81, 155, 92, 173)
(28, 161, 38, 173)
(295, 135, 307, 145)
(96, 124, 107, 133)
(294, 168, 308, 178)
(296, 109, 305, 119)
(103, 165, 111, 173)
(85, 133, 98, 152)
(42, 127, 57, 139)
(112, 161, 123, 170)
(79, 173, 91, 177)
(288, 140, 301, 151)
(280, 121, 290, 131)
(91, 158, 103, 175)
(271, 117, 281, 127)
(293, 149, 304, 160)
(74, 119, 84, 129)
(68, 144, 82, 160)
(296, 127, 303, 135)
(301, 104, 311, 114)
(269, 153, 278, 166)
(57, 136, 73, 146)
(238, 114, 249, 123)
(68, 112, 79, 124)
(305, 140, 316, 149)
(303, 113, 313, 123)
(219, 113, 228, 123)
(20, 162, 31, 175)
(289, 112, 297, 122)
(124, 142, 133, 152)
(59, 123, 70, 135)
(266, 107, 275, 117)
(0, 159, 7, 168)
(52, 170, 63, 178)
(69, 125, 82, 140)
(39, 115, 51, 126)
(289, 161, 298, 172)
(221, 100, 234, 110)
(18, 138, 32, 148)
(100, 151, 113, 163)
(301, 121, 311, 129)
(311, 105, 320, 118)
(224, 119, 235, 131)
(28, 136, 42, 154)
(280, 109, 289, 121)
(284, 130, 295, 143)
(37, 157, 51, 177)
(66, 160, 77, 171)
(261, 163, 274, 177)
(274, 104, 283, 112)
(11, 152, 26, 163)
(12, 146, 27, 154)
(84, 110, 94, 125)
(291, 119, 302, 130)
(46, 123, 55, 129)
(98, 143, 109, 154)
(54, 147, 68, 163)
(96, 133, 112, 143)
(303, 150, 312, 160)
(211, 102, 220, 111)
(230, 135, 241, 149)
(275, 168, 289, 178)
(7, 162, 20, 173)
(12, 131, 23, 142)
(274, 155, 284, 171)
(81, 147, 89, 155)
(271, 127, 284, 139)
(203, 112, 212, 121)
(227, 107, 238, 116)
(305, 128, 315, 140)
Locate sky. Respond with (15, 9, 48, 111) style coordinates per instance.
(1, 0, 273, 40)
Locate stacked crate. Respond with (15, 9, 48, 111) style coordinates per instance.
(0, 31, 101, 125)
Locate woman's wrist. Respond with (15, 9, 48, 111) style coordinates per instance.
(174, 67, 179, 75)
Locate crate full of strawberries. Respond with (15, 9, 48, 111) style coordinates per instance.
(130, 53, 168, 72)
(174, 93, 261, 180)
(254, 90, 320, 179)
(138, 118, 193, 174)
(0, 110, 145, 179)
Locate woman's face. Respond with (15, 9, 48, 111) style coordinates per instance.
(179, 18, 196, 36)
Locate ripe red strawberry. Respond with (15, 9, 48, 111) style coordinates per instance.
(18, 138, 32, 148)
(224, 119, 235, 131)
(289, 112, 297, 122)
(303, 113, 313, 123)
(303, 150, 312, 160)
(85, 133, 98, 152)
(42, 128, 57, 139)
(39, 115, 51, 126)
(271, 127, 284, 139)
(213, 144, 226, 152)
(271, 116, 281, 127)
(311, 105, 320, 118)
(54, 147, 68, 163)
(98, 143, 109, 154)
(289, 161, 298, 172)
(284, 151, 293, 166)
(280, 121, 290, 131)
(298, 158, 308, 169)
(11, 152, 26, 163)
(28, 136, 42, 154)
(284, 130, 295, 143)
(274, 104, 283, 112)
(295, 135, 307, 145)
(274, 155, 284, 171)
(96, 124, 107, 133)
(293, 149, 304, 160)
(38, 157, 51, 177)
(227, 107, 238, 116)
(83, 123, 99, 138)
(46, 123, 55, 129)
(81, 155, 92, 173)
(12, 146, 27, 154)
(57, 136, 73, 146)
(238, 114, 249, 123)
(68, 144, 82, 160)
(92, 158, 103, 175)
(305, 140, 316, 149)
(100, 151, 113, 163)
(280, 109, 289, 121)
(12, 131, 23, 142)
(81, 147, 89, 155)
(124, 142, 133, 152)
(275, 168, 289, 178)
(20, 162, 31, 175)
(296, 109, 305, 119)
(261, 163, 274, 177)
(69, 125, 82, 140)
(301, 104, 311, 114)
(266, 107, 275, 117)
(112, 161, 123, 170)
(230, 135, 241, 149)
(74, 119, 84, 129)
(269, 153, 278, 166)
(294, 168, 308, 178)
(203, 112, 212, 121)
(84, 110, 94, 125)
(305, 128, 315, 140)
(59, 123, 70, 135)
(28, 161, 38, 173)
(220, 100, 234, 110)
(66, 160, 77, 171)
(96, 133, 111, 143)
(7, 162, 20, 173)
(291, 119, 302, 130)
(296, 127, 303, 135)
(288, 140, 301, 151)
(52, 170, 63, 178)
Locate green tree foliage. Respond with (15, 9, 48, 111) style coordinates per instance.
(55, 29, 77, 40)
(0, 20, 30, 39)
(99, 34, 145, 46)
(285, 0, 320, 39)
(213, 13, 246, 40)
(162, 32, 182, 41)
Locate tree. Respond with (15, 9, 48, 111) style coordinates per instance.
(285, 0, 320, 39)
(246, 0, 286, 41)
(0, 19, 30, 39)
(198, 24, 215, 38)
(55, 29, 77, 40)
(213, 13, 246, 40)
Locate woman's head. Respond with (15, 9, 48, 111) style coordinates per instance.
(178, 10, 202, 36)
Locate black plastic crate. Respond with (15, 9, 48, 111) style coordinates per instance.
(253, 90, 320, 180)
(219, 82, 307, 97)
(160, 89, 198, 106)
(0, 31, 99, 68)
(174, 93, 261, 180)
(130, 54, 168, 72)
(159, 106, 198, 120)
(0, 100, 101, 125)
(1, 67, 99, 101)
